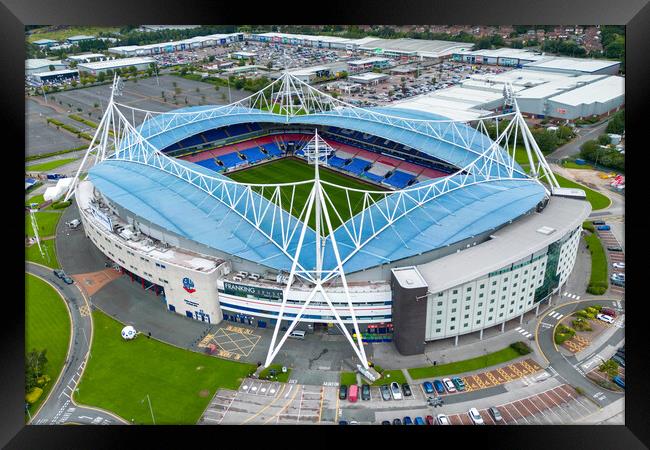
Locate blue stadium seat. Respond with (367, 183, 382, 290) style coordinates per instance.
(202, 128, 228, 142)
(264, 143, 283, 157)
(363, 172, 385, 183)
(226, 124, 251, 138)
(327, 155, 347, 168)
(218, 152, 245, 168)
(383, 171, 416, 189)
(241, 147, 267, 164)
(342, 158, 370, 175)
(195, 158, 224, 173)
(178, 134, 204, 148)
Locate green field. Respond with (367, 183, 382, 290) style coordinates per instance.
(561, 160, 595, 170)
(75, 311, 255, 424)
(408, 346, 522, 380)
(537, 172, 611, 211)
(227, 158, 386, 231)
(25, 273, 71, 418)
(25, 211, 62, 238)
(26, 158, 77, 172)
(26, 239, 59, 269)
(27, 26, 121, 43)
(371, 369, 407, 386)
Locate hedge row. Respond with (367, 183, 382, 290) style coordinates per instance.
(51, 200, 71, 209)
(25, 145, 87, 162)
(582, 221, 595, 233)
(584, 234, 608, 294)
(510, 341, 532, 356)
(68, 114, 98, 128)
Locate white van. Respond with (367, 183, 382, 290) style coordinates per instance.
(289, 330, 306, 340)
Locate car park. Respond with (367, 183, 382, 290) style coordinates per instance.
(433, 380, 445, 394)
(488, 406, 503, 423)
(597, 313, 615, 324)
(339, 385, 348, 400)
(392, 418, 402, 425)
(422, 381, 434, 394)
(414, 417, 425, 425)
(361, 384, 371, 401)
(436, 414, 450, 425)
(380, 384, 391, 401)
(401, 383, 412, 397)
(403, 416, 413, 425)
(468, 408, 484, 425)
(442, 378, 456, 393)
(452, 376, 465, 391)
(390, 382, 403, 400)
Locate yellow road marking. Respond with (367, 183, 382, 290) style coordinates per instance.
(265, 385, 300, 424)
(242, 384, 286, 424)
(318, 387, 324, 424)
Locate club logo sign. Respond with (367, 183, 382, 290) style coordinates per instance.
(182, 277, 196, 294)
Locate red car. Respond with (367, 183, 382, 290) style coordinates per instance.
(425, 415, 435, 425)
(601, 307, 617, 318)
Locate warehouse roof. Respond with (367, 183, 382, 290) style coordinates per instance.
(25, 59, 65, 70)
(515, 74, 606, 100)
(416, 195, 590, 293)
(524, 57, 620, 73)
(78, 56, 156, 70)
(455, 48, 546, 61)
(548, 76, 625, 106)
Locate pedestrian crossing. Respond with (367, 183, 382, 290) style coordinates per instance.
(515, 326, 532, 338)
(548, 311, 564, 320)
(562, 292, 581, 300)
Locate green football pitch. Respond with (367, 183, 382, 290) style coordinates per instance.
(226, 158, 387, 232)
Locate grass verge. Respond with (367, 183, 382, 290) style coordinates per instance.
(339, 372, 358, 386)
(26, 158, 78, 173)
(371, 369, 407, 386)
(75, 310, 255, 424)
(408, 346, 522, 380)
(25, 211, 62, 238)
(26, 239, 59, 269)
(25, 273, 71, 419)
(584, 233, 608, 294)
(259, 364, 292, 383)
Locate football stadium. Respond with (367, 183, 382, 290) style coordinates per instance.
(66, 74, 591, 368)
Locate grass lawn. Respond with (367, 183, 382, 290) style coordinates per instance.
(25, 211, 62, 238)
(371, 369, 407, 386)
(26, 239, 59, 269)
(26, 194, 51, 210)
(584, 233, 608, 294)
(339, 371, 358, 386)
(227, 158, 386, 231)
(539, 172, 611, 211)
(259, 364, 292, 383)
(562, 160, 595, 170)
(27, 26, 121, 43)
(75, 311, 255, 424)
(408, 346, 522, 380)
(25, 273, 71, 418)
(26, 158, 78, 172)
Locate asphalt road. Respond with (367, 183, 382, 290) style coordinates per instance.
(547, 121, 609, 161)
(26, 262, 126, 425)
(536, 298, 625, 409)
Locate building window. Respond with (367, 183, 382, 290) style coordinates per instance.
(451, 308, 457, 313)
(437, 311, 442, 315)
(466, 296, 471, 301)
(452, 289, 458, 294)
(465, 305, 470, 310)
(489, 308, 494, 312)
(466, 287, 472, 292)
(450, 326, 455, 331)
(464, 314, 469, 319)
(479, 293, 484, 298)
(436, 319, 442, 324)
(452, 299, 457, 304)
(451, 317, 456, 321)
(479, 284, 485, 289)
(438, 292, 443, 297)
(435, 328, 441, 333)
(437, 301, 443, 306)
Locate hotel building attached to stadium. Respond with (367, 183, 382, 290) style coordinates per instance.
(68, 74, 590, 367)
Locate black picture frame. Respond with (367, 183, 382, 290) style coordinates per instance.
(5, 0, 647, 447)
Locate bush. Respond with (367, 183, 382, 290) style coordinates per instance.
(510, 341, 532, 355)
(554, 324, 576, 345)
(582, 221, 595, 233)
(25, 387, 43, 404)
(592, 304, 603, 312)
(586, 306, 599, 315)
(36, 374, 51, 387)
(572, 318, 593, 332)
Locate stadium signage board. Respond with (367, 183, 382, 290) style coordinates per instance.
(223, 281, 283, 301)
(89, 204, 113, 232)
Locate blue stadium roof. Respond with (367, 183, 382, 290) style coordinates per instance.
(132, 105, 524, 177)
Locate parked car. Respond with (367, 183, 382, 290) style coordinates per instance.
(414, 416, 425, 425)
(596, 225, 611, 230)
(338, 420, 348, 425)
(348, 384, 359, 403)
(361, 384, 371, 401)
(339, 385, 348, 400)
(425, 415, 435, 425)
(53, 269, 65, 279)
(597, 313, 615, 324)
(607, 246, 623, 252)
(390, 382, 403, 400)
(62, 276, 74, 285)
(436, 414, 451, 425)
(442, 378, 456, 393)
(601, 307, 617, 318)
(612, 375, 625, 389)
(611, 278, 625, 287)
(451, 377, 466, 391)
(433, 379, 445, 394)
(422, 381, 434, 394)
(392, 418, 402, 425)
(488, 406, 503, 423)
(401, 383, 412, 397)
(381, 420, 391, 425)
(592, 220, 606, 225)
(380, 384, 391, 401)
(468, 408, 484, 425)
(611, 273, 625, 281)
(612, 262, 625, 269)
(403, 416, 413, 425)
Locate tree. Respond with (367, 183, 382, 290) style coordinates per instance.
(598, 360, 619, 378)
(97, 72, 106, 83)
(598, 134, 612, 146)
(606, 110, 625, 134)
